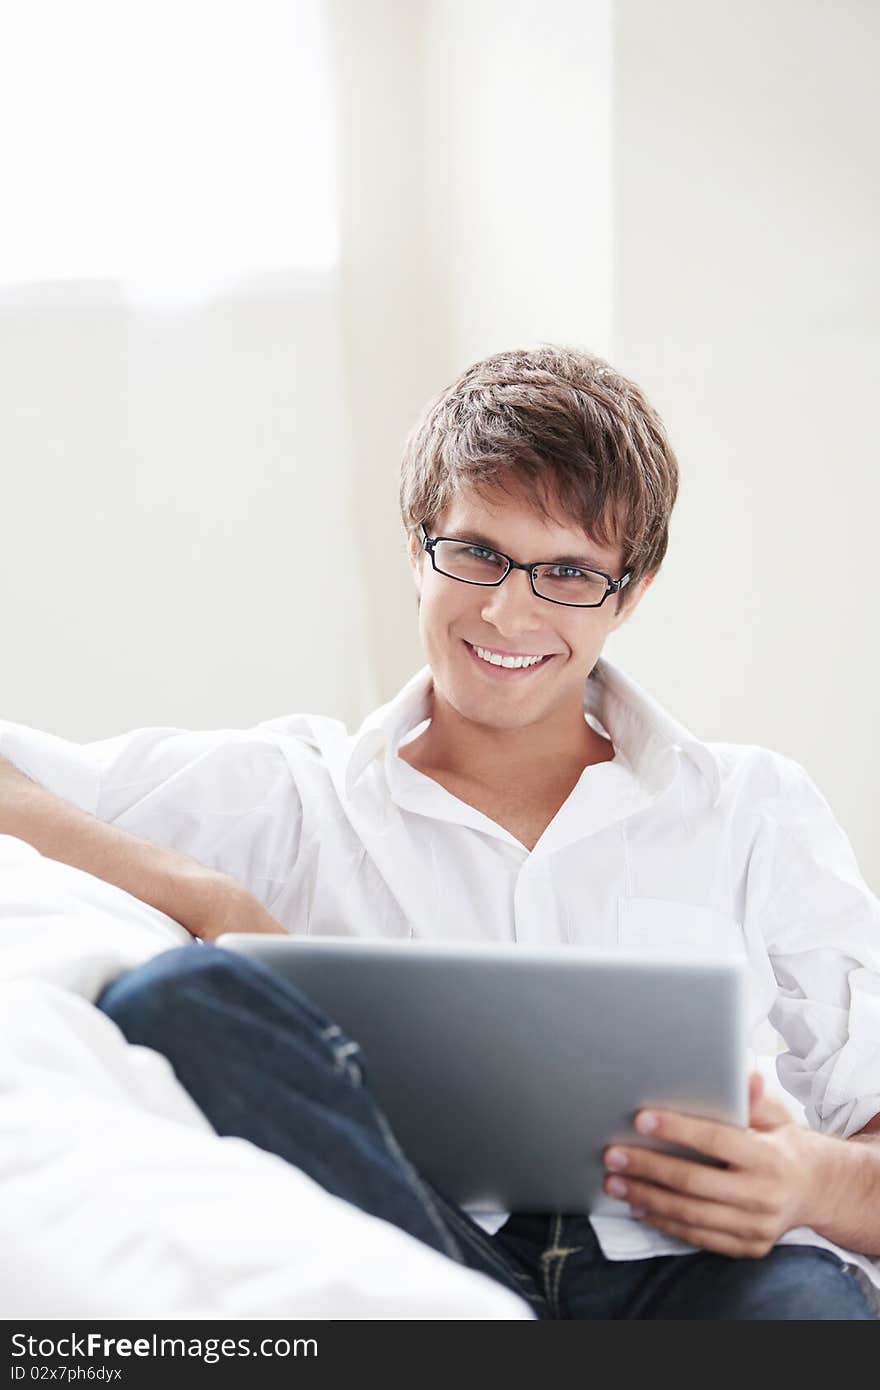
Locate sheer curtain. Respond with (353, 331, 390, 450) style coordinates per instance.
(0, 0, 377, 739)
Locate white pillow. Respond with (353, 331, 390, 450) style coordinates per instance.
(0, 836, 532, 1320)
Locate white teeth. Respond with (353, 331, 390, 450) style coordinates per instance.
(473, 645, 545, 669)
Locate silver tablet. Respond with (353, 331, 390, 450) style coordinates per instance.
(217, 934, 748, 1216)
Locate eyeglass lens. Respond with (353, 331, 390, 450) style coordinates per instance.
(432, 539, 608, 606)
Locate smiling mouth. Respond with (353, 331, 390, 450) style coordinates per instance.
(464, 640, 556, 674)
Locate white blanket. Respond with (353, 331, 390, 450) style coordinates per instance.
(0, 835, 532, 1320)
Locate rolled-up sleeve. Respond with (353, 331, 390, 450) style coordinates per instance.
(0, 720, 102, 816)
(0, 720, 303, 913)
(749, 755, 880, 1137)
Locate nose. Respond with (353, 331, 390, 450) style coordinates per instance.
(479, 567, 544, 639)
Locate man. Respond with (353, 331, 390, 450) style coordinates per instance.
(2, 346, 878, 1319)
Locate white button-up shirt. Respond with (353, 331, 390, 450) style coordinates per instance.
(3, 656, 879, 1284)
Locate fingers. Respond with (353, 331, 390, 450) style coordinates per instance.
(605, 1165, 777, 1236)
(631, 1107, 756, 1167)
(604, 1144, 748, 1207)
(614, 1178, 777, 1245)
(749, 1090, 795, 1130)
(602, 1142, 783, 1255)
(636, 1212, 776, 1260)
(748, 1069, 797, 1131)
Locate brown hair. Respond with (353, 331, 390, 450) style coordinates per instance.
(399, 345, 679, 610)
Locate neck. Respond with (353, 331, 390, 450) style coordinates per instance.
(403, 683, 613, 789)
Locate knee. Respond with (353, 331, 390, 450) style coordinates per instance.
(711, 1247, 876, 1321)
(96, 944, 346, 1062)
(96, 943, 249, 1040)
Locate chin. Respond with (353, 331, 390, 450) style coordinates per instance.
(452, 696, 538, 733)
(438, 667, 555, 729)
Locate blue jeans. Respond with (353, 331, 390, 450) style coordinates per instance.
(96, 945, 875, 1320)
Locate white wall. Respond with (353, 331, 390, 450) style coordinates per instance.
(330, 0, 454, 711)
(421, 0, 615, 371)
(607, 0, 880, 887)
(0, 270, 375, 740)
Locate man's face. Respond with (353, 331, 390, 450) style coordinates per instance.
(407, 484, 651, 735)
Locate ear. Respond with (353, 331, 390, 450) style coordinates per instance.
(606, 571, 655, 632)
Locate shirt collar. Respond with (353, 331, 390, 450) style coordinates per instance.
(584, 658, 723, 807)
(343, 666, 433, 799)
(343, 655, 722, 808)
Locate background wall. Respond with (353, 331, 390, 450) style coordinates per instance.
(0, 269, 376, 737)
(607, 0, 880, 885)
(1, 0, 877, 886)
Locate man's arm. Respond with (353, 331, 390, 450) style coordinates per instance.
(809, 1111, 880, 1253)
(0, 755, 286, 939)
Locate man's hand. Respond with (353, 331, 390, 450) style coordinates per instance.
(172, 865, 289, 942)
(601, 1072, 830, 1258)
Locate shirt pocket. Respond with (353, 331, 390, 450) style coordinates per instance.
(617, 896, 746, 957)
(617, 897, 782, 1053)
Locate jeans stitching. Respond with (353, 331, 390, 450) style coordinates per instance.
(540, 1216, 563, 1316)
(367, 1104, 463, 1263)
(553, 1250, 569, 1314)
(540, 1215, 585, 1319)
(317, 1019, 461, 1263)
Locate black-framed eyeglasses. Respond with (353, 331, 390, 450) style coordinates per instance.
(419, 525, 632, 609)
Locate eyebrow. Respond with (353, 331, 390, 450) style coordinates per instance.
(444, 527, 611, 571)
